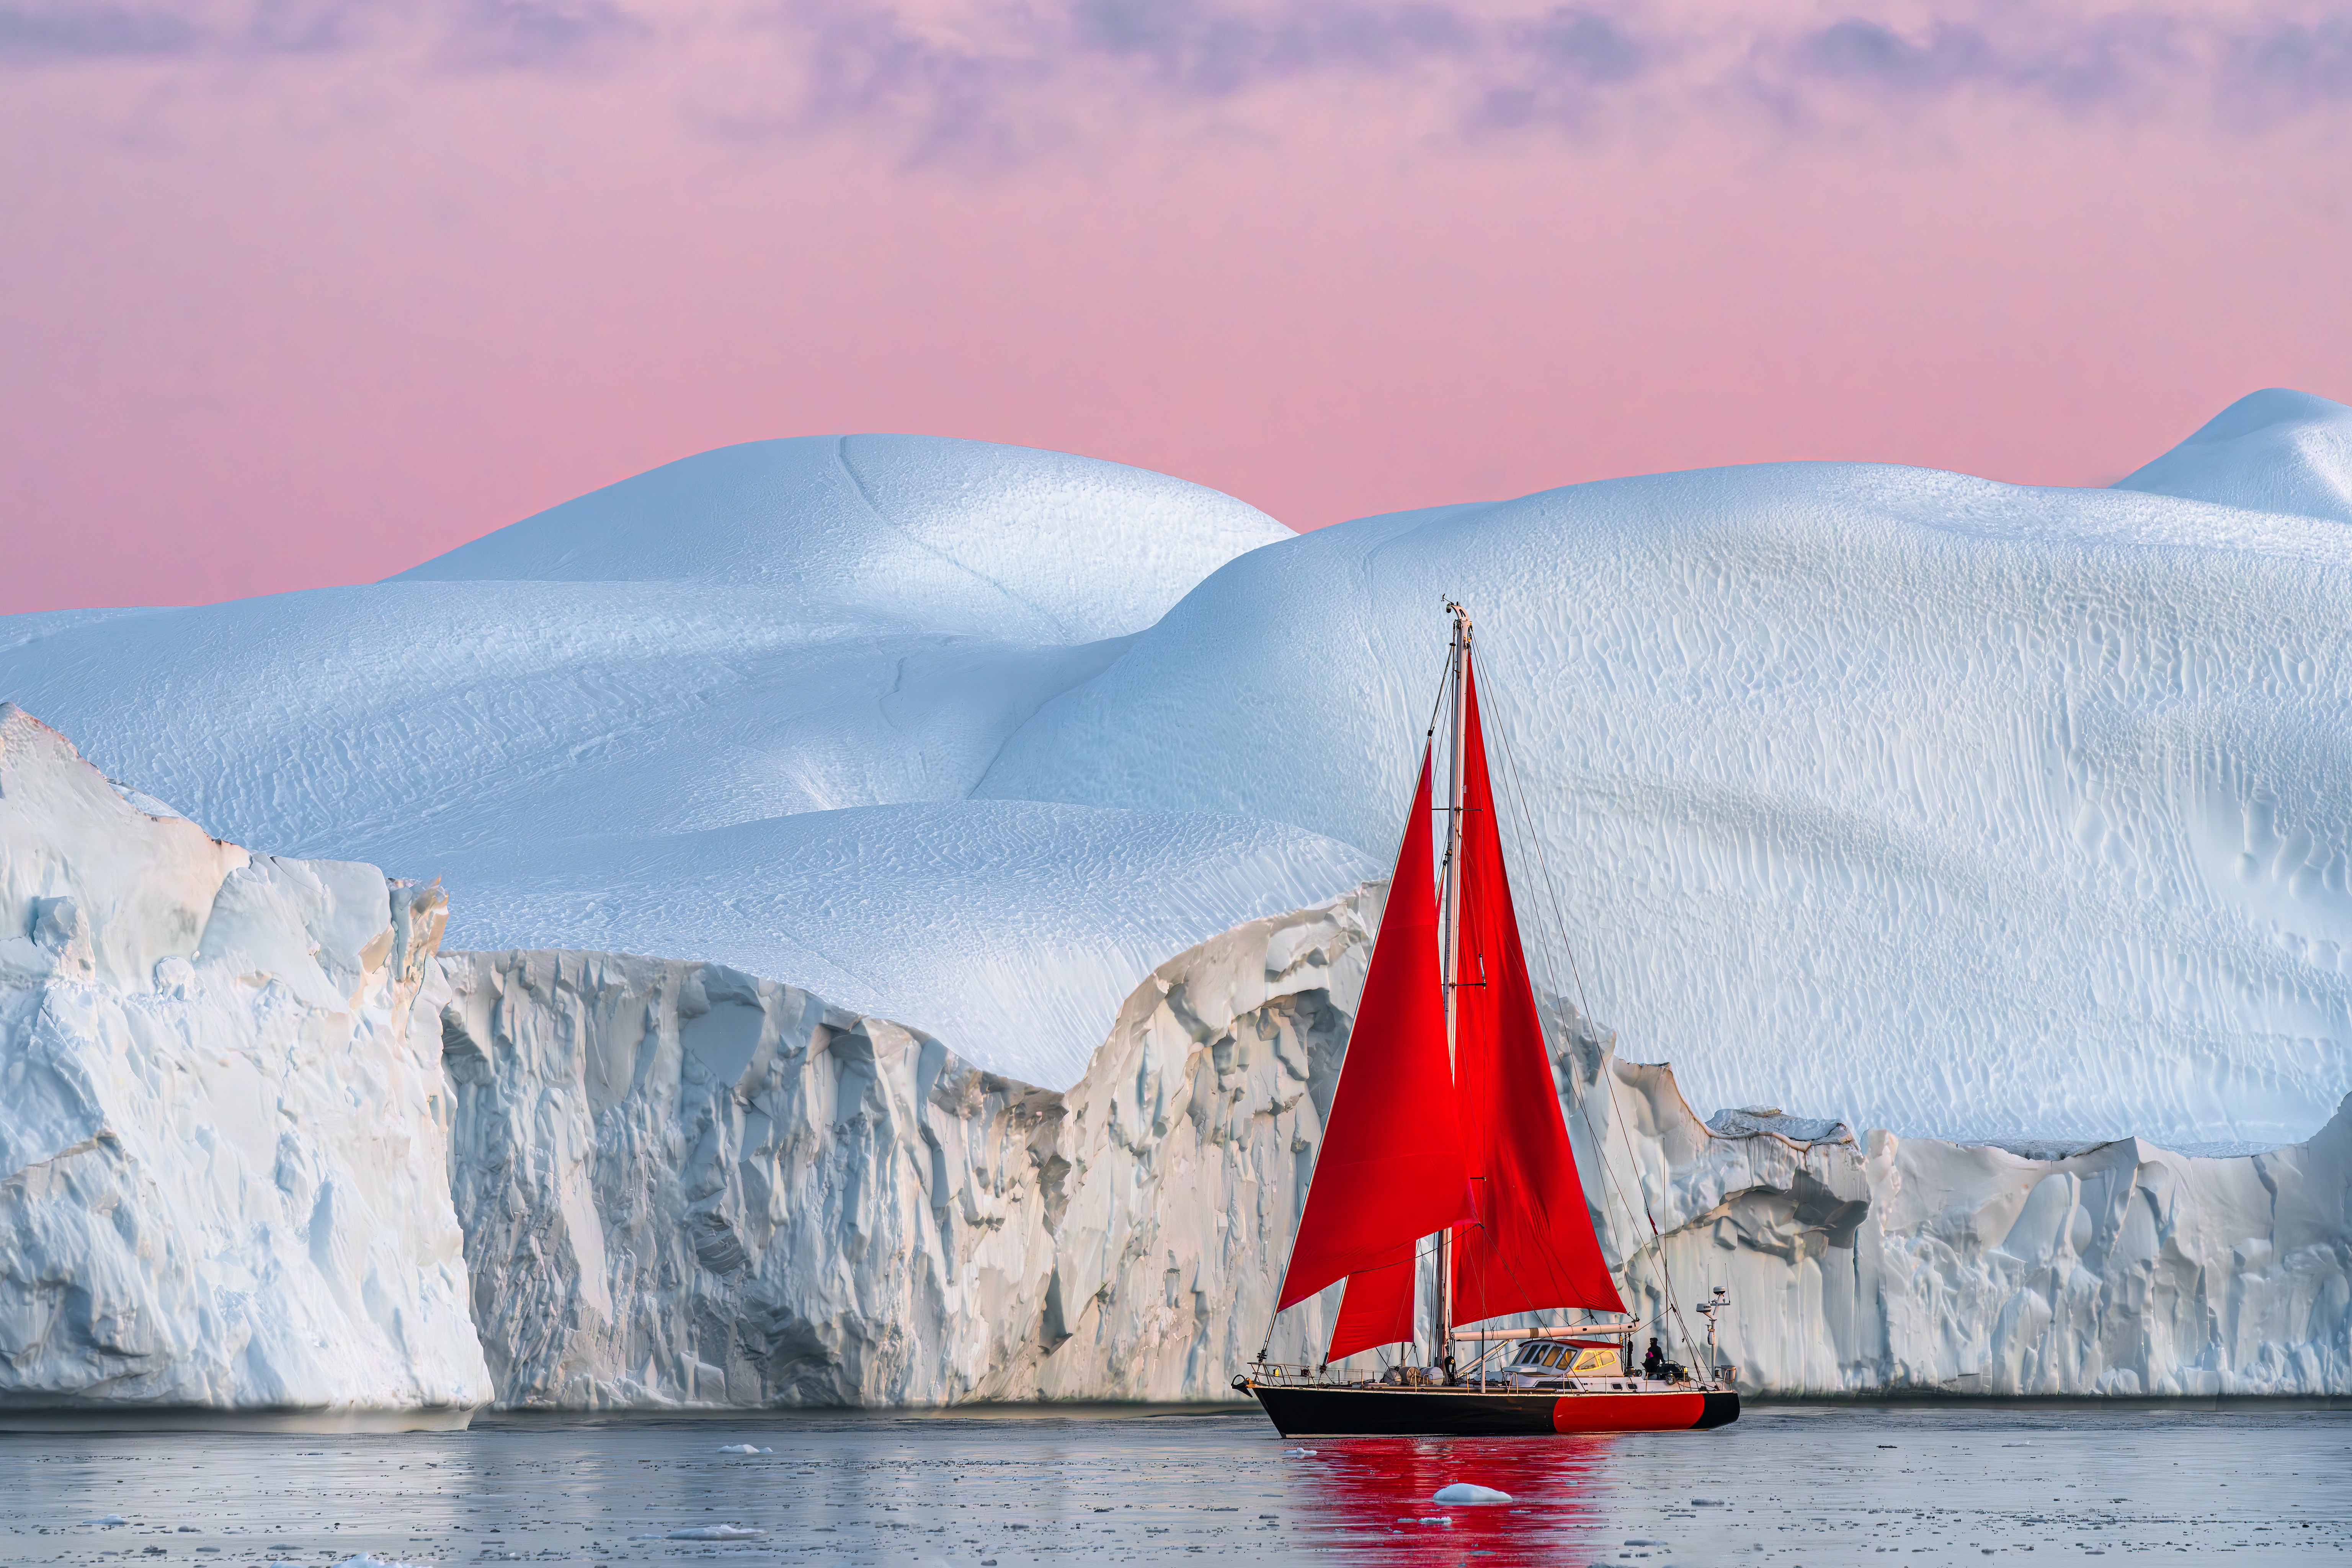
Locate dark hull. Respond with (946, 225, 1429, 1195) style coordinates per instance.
(1249, 1381, 1738, 1437)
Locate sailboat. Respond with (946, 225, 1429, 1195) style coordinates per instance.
(1235, 604, 1738, 1437)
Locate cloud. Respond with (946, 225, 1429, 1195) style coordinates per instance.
(0, 0, 645, 71)
(438, 0, 646, 71)
(774, 2, 1056, 167)
(2218, 11, 2352, 122)
(14, 2, 2352, 156)
(1471, 6, 1669, 132)
(1761, 10, 2189, 118)
(1068, 0, 1483, 97)
(763, 3, 2352, 163)
(0, 4, 204, 61)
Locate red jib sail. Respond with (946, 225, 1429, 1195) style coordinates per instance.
(1448, 656, 1628, 1323)
(1325, 1240, 1416, 1362)
(1277, 750, 1473, 1326)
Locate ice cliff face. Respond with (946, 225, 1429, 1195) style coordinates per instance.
(433, 888, 2351, 1407)
(1574, 1045, 2352, 1398)
(0, 707, 490, 1425)
(433, 894, 1375, 1406)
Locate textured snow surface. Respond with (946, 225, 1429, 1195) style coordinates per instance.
(0, 437, 1334, 1087)
(983, 391, 2352, 1147)
(0, 707, 489, 1419)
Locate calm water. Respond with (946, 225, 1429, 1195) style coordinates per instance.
(2, 1403, 2347, 1566)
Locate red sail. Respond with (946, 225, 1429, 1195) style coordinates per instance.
(1448, 657, 1629, 1323)
(1325, 1241, 1416, 1361)
(1277, 750, 1474, 1313)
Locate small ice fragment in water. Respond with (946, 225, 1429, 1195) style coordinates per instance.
(1433, 1483, 1512, 1504)
(86, 1517, 129, 1528)
(716, 1444, 762, 1455)
(1282, 1447, 1316, 1456)
(663, 1525, 764, 1540)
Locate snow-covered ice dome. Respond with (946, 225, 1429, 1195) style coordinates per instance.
(10, 397, 2352, 1138)
(0, 437, 1364, 1087)
(393, 433, 1287, 644)
(980, 392, 2352, 1148)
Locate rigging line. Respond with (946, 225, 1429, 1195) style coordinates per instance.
(1259, 642, 1459, 1363)
(1481, 637, 1710, 1371)
(1478, 681, 1648, 1266)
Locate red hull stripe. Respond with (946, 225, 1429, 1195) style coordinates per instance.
(1550, 1391, 1707, 1432)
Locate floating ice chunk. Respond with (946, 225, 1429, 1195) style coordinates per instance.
(1432, 1483, 1512, 1504)
(85, 1517, 129, 1527)
(716, 1444, 763, 1454)
(1280, 1447, 1316, 1456)
(662, 1525, 764, 1540)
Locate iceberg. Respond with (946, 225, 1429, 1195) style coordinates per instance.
(4, 396, 2350, 1412)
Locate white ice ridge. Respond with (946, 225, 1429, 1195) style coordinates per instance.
(441, 884, 2349, 1405)
(0, 707, 489, 1424)
(0, 436, 1322, 1087)
(980, 390, 2352, 1149)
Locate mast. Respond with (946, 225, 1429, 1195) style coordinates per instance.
(1434, 601, 1472, 1371)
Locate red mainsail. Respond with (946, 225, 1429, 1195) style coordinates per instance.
(1276, 750, 1473, 1317)
(1447, 658, 1629, 1323)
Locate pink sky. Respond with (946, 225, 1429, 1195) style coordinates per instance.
(3, 1, 2349, 614)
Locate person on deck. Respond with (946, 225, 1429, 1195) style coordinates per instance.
(1642, 1338, 1666, 1380)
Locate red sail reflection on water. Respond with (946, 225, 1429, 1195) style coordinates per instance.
(1289, 1435, 1620, 1566)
